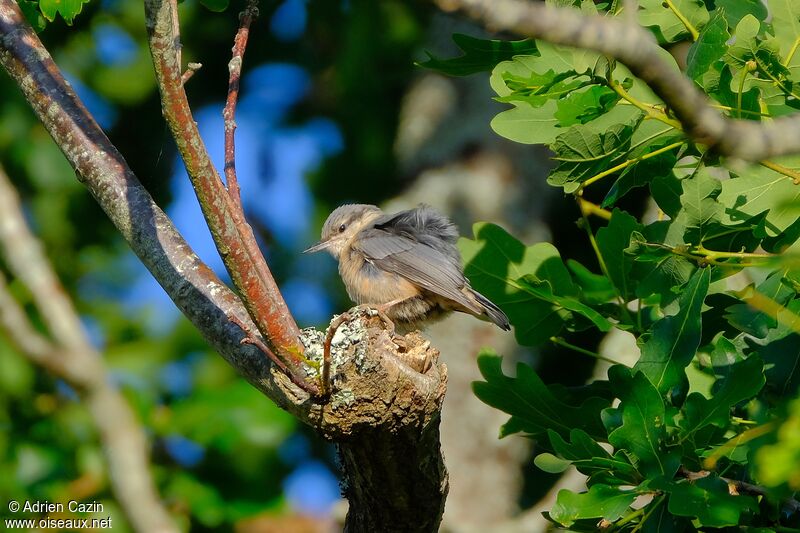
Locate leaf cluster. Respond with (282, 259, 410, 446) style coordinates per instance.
(426, 0, 800, 529)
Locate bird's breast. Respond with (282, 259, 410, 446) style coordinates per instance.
(338, 250, 420, 305)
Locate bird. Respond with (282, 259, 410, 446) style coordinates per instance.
(304, 203, 510, 332)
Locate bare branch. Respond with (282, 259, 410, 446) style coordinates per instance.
(0, 271, 60, 370)
(223, 0, 258, 208)
(0, 164, 178, 533)
(143, 0, 317, 393)
(439, 0, 800, 161)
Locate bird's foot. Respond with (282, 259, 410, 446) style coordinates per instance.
(353, 304, 407, 351)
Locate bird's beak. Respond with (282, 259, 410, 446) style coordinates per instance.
(303, 240, 330, 254)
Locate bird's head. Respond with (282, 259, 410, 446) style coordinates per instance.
(303, 204, 382, 259)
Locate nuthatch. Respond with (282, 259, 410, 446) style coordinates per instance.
(304, 204, 510, 331)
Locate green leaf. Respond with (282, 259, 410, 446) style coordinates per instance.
(548, 122, 637, 193)
(716, 0, 768, 28)
(748, 301, 800, 397)
(607, 367, 680, 476)
(461, 223, 595, 345)
(769, 0, 800, 79)
(680, 168, 723, 228)
(548, 428, 608, 460)
(550, 484, 637, 527)
(602, 136, 683, 208)
(534, 452, 572, 473)
(635, 267, 711, 396)
(652, 476, 757, 527)
(719, 160, 800, 236)
(638, 0, 710, 43)
(651, 172, 684, 218)
(18, 0, 47, 32)
(566, 260, 617, 305)
(724, 15, 793, 106)
(759, 333, 800, 397)
(472, 352, 610, 439)
(664, 166, 723, 245)
(489, 44, 600, 144)
(553, 85, 620, 126)
(628, 226, 696, 304)
(518, 276, 613, 332)
(498, 70, 586, 107)
(418, 34, 538, 76)
(725, 269, 795, 338)
(708, 62, 761, 120)
(490, 102, 563, 145)
(548, 429, 641, 484)
(686, 11, 730, 82)
(596, 209, 643, 302)
(680, 355, 765, 439)
(755, 397, 800, 488)
(640, 498, 691, 533)
(725, 15, 762, 65)
(38, 0, 89, 24)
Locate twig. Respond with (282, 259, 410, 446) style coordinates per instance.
(577, 199, 636, 325)
(223, 0, 258, 207)
(550, 336, 623, 365)
(440, 0, 800, 161)
(0, 164, 178, 533)
(181, 62, 202, 84)
(677, 466, 800, 514)
(144, 0, 318, 394)
(577, 140, 684, 192)
(760, 160, 800, 184)
(663, 0, 698, 41)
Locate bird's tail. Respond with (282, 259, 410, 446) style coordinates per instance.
(469, 289, 511, 331)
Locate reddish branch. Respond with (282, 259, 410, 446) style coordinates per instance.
(144, 0, 317, 394)
(223, 0, 258, 207)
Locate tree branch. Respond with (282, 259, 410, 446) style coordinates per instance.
(0, 164, 178, 533)
(0, 2, 450, 527)
(439, 0, 800, 161)
(144, 0, 316, 393)
(223, 0, 257, 208)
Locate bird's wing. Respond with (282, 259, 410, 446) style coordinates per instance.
(354, 228, 482, 314)
(372, 205, 461, 263)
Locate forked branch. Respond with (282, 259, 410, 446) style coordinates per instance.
(144, 0, 316, 394)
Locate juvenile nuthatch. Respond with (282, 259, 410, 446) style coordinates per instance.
(304, 204, 510, 331)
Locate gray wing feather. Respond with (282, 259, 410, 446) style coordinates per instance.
(372, 205, 461, 264)
(354, 229, 482, 314)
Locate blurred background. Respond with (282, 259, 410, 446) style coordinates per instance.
(0, 0, 605, 530)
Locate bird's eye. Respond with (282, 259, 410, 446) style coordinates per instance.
(338, 224, 346, 233)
